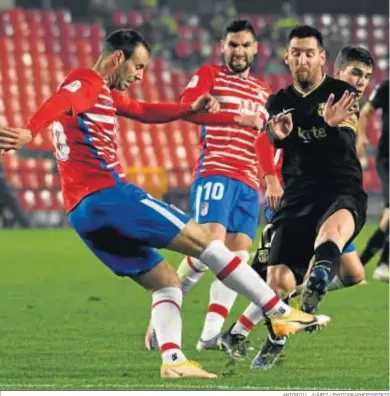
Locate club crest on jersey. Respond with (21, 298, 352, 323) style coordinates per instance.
(63, 80, 82, 93)
(317, 102, 326, 117)
(240, 99, 261, 115)
(200, 202, 209, 216)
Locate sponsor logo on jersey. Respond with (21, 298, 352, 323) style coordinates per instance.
(239, 99, 262, 115)
(297, 126, 327, 143)
(186, 75, 199, 89)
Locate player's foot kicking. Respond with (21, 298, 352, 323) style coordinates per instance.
(301, 267, 329, 314)
(373, 263, 390, 283)
(270, 306, 330, 337)
(161, 360, 217, 379)
(218, 323, 249, 360)
(144, 325, 159, 350)
(196, 333, 221, 351)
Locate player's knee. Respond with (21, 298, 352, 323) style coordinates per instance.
(315, 227, 344, 250)
(340, 252, 365, 286)
(341, 269, 365, 287)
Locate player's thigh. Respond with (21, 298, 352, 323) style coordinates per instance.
(269, 222, 316, 285)
(190, 176, 237, 228)
(225, 232, 253, 252)
(316, 195, 367, 251)
(68, 184, 193, 273)
(340, 251, 365, 285)
(228, 182, 260, 242)
(69, 223, 167, 280)
(133, 260, 182, 291)
(202, 222, 227, 241)
(167, 218, 215, 258)
(110, 183, 193, 249)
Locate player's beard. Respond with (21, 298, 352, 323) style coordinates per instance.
(295, 70, 316, 91)
(227, 55, 252, 73)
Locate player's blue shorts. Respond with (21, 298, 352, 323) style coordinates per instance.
(264, 197, 356, 253)
(190, 175, 259, 241)
(68, 183, 191, 277)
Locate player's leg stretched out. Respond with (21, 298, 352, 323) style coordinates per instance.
(146, 174, 261, 352)
(122, 188, 329, 374)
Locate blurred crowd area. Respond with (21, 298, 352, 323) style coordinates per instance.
(0, 0, 388, 227)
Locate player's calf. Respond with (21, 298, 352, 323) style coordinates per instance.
(303, 209, 355, 313)
(198, 250, 248, 348)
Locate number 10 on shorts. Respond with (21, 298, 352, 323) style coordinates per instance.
(198, 182, 225, 217)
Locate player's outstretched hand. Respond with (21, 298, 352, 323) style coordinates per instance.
(191, 93, 220, 113)
(235, 113, 266, 130)
(0, 127, 32, 154)
(323, 90, 357, 127)
(268, 112, 293, 140)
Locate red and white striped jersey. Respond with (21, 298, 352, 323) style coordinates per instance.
(181, 64, 271, 191)
(52, 68, 125, 213)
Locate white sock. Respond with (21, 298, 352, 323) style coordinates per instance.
(152, 287, 186, 365)
(199, 251, 248, 341)
(177, 256, 208, 295)
(232, 302, 264, 337)
(200, 278, 238, 341)
(199, 240, 291, 317)
(328, 275, 345, 291)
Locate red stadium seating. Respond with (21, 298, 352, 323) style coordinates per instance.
(0, 7, 386, 212)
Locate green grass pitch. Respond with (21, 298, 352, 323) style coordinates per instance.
(0, 225, 388, 390)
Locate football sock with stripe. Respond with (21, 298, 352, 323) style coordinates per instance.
(152, 287, 186, 364)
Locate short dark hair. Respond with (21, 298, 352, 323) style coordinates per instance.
(224, 19, 256, 39)
(288, 25, 324, 48)
(103, 28, 151, 60)
(334, 45, 375, 71)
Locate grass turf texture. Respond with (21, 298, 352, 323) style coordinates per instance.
(0, 225, 388, 390)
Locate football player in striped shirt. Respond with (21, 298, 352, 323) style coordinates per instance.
(0, 28, 329, 378)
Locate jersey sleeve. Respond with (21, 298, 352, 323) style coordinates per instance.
(255, 132, 276, 176)
(180, 65, 214, 103)
(27, 69, 102, 137)
(112, 91, 194, 123)
(57, 70, 102, 115)
(369, 82, 386, 110)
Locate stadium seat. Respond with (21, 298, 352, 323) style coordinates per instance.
(0, 7, 384, 218)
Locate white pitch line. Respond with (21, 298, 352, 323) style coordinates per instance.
(0, 384, 380, 391)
